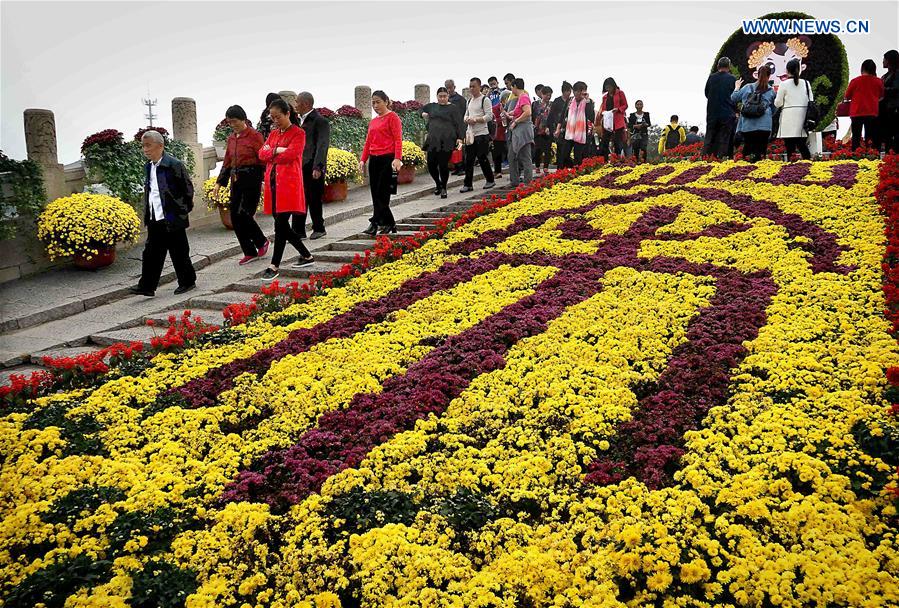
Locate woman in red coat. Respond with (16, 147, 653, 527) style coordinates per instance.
(259, 98, 314, 281)
(598, 77, 628, 158)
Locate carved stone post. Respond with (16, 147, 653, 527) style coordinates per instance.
(279, 90, 298, 109)
(171, 97, 204, 207)
(23, 109, 66, 202)
(414, 84, 430, 105)
(355, 85, 372, 119)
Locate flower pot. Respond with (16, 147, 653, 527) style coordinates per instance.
(73, 246, 116, 270)
(214, 142, 226, 160)
(323, 181, 348, 203)
(219, 207, 234, 230)
(398, 165, 416, 184)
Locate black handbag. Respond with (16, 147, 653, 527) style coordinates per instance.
(389, 169, 398, 195)
(804, 80, 821, 132)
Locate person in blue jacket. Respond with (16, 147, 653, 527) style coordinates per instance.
(731, 65, 776, 161)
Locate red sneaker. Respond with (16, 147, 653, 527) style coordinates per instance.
(257, 241, 270, 257)
(238, 255, 255, 266)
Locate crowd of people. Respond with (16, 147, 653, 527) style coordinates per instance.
(128, 51, 899, 293)
(704, 50, 899, 162)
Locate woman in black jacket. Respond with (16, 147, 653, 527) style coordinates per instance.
(420, 87, 464, 198)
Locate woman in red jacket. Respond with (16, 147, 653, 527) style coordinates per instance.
(844, 59, 885, 150)
(259, 98, 314, 281)
(358, 90, 403, 235)
(598, 77, 628, 158)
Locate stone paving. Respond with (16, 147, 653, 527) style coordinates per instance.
(0, 170, 508, 383)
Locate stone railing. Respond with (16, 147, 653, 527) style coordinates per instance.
(0, 84, 434, 284)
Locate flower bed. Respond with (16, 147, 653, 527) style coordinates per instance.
(2, 158, 898, 607)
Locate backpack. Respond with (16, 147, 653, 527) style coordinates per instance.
(803, 80, 821, 132)
(483, 96, 497, 138)
(665, 125, 684, 149)
(741, 86, 768, 118)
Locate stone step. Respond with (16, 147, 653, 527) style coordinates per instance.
(268, 262, 348, 279)
(307, 250, 365, 265)
(30, 345, 105, 366)
(400, 217, 442, 225)
(0, 364, 47, 385)
(229, 280, 263, 294)
(90, 325, 162, 347)
(143, 307, 225, 326)
(417, 212, 455, 218)
(395, 224, 435, 233)
(187, 291, 253, 310)
(326, 240, 378, 252)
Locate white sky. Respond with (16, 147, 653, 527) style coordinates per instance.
(2, 0, 896, 163)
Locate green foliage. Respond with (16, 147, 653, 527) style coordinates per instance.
(330, 116, 370, 156)
(324, 487, 417, 541)
(23, 401, 107, 458)
(0, 151, 47, 240)
(2, 555, 112, 608)
(105, 507, 195, 554)
(129, 560, 198, 608)
(437, 487, 497, 533)
(83, 139, 195, 209)
(42, 486, 127, 526)
(400, 111, 427, 147)
(853, 419, 899, 467)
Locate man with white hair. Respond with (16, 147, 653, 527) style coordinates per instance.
(129, 130, 197, 297)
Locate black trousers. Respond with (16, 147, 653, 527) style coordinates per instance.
(533, 134, 553, 168)
(231, 167, 267, 257)
(427, 150, 452, 189)
(741, 130, 770, 160)
(292, 164, 326, 236)
(600, 128, 626, 157)
(783, 137, 811, 160)
(557, 138, 588, 168)
(882, 109, 899, 154)
(851, 116, 878, 150)
(270, 172, 310, 267)
(491, 140, 506, 173)
(464, 134, 495, 187)
(368, 154, 395, 228)
(138, 220, 196, 292)
(632, 138, 648, 163)
(703, 116, 736, 158)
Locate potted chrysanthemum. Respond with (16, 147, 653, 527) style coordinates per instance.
(202, 177, 234, 229)
(399, 141, 425, 184)
(323, 148, 361, 202)
(37, 193, 141, 269)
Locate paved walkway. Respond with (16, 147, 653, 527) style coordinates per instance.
(0, 170, 504, 381)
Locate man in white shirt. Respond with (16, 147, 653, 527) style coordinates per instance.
(460, 77, 496, 192)
(130, 130, 197, 297)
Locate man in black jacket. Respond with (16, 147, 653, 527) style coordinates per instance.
(292, 91, 331, 239)
(703, 56, 738, 158)
(130, 130, 196, 297)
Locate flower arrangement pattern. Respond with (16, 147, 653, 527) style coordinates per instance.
(3, 158, 899, 608)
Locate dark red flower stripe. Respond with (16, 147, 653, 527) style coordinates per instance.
(220, 206, 686, 512)
(449, 185, 853, 275)
(584, 263, 776, 488)
(713, 162, 859, 188)
(168, 254, 547, 408)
